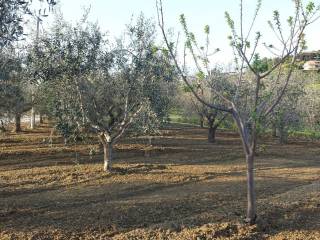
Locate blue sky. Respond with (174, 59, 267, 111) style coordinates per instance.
(38, 0, 320, 65)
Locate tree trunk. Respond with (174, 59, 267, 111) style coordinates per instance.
(0, 120, 6, 132)
(232, 111, 257, 225)
(279, 127, 288, 144)
(30, 107, 35, 129)
(39, 113, 44, 124)
(103, 142, 113, 172)
(208, 125, 217, 143)
(200, 116, 204, 128)
(272, 123, 277, 137)
(14, 113, 21, 132)
(245, 153, 256, 224)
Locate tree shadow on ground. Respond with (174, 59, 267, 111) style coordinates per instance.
(1, 174, 318, 239)
(110, 164, 167, 175)
(256, 191, 320, 239)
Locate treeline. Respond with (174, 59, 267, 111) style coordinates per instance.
(176, 69, 320, 143)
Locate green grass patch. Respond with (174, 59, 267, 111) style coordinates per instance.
(289, 129, 320, 140)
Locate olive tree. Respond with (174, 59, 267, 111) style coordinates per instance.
(157, 0, 320, 224)
(36, 15, 175, 171)
(0, 48, 31, 132)
(88, 17, 175, 171)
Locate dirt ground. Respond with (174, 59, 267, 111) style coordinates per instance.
(0, 123, 319, 240)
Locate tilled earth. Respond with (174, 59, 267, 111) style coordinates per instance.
(0, 124, 319, 239)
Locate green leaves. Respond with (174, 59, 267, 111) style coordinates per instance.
(299, 33, 307, 51)
(287, 16, 293, 26)
(306, 1, 315, 14)
(0, 0, 56, 49)
(252, 54, 269, 73)
(179, 14, 186, 25)
(255, 31, 261, 40)
(151, 45, 159, 54)
(204, 25, 210, 34)
(224, 12, 235, 30)
(273, 10, 280, 22)
(196, 71, 205, 81)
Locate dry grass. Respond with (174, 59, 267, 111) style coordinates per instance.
(0, 123, 319, 240)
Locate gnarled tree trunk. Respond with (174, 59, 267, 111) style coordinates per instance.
(208, 121, 217, 143)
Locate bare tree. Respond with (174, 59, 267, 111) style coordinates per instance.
(157, 0, 320, 224)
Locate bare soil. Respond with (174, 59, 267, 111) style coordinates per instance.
(0, 123, 319, 240)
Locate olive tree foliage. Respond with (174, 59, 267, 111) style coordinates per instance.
(0, 47, 38, 133)
(33, 15, 175, 171)
(0, 0, 56, 50)
(0, 0, 56, 131)
(157, 0, 320, 224)
(0, 0, 57, 51)
(0, 49, 31, 132)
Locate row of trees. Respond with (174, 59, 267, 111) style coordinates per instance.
(177, 69, 320, 143)
(0, 0, 57, 131)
